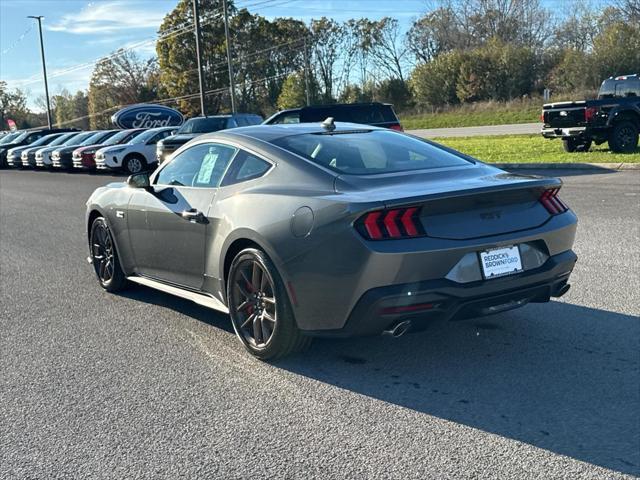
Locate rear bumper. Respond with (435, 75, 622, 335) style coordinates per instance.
(303, 249, 577, 337)
(541, 127, 587, 139)
(541, 126, 609, 140)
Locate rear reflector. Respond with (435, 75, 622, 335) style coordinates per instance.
(357, 207, 424, 240)
(539, 188, 569, 215)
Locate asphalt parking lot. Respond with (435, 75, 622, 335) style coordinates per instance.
(1, 168, 638, 479)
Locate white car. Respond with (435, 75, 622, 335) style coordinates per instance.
(95, 126, 176, 174)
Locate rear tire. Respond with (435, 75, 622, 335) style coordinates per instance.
(608, 121, 639, 153)
(90, 217, 127, 293)
(562, 137, 591, 152)
(562, 138, 577, 152)
(227, 248, 311, 360)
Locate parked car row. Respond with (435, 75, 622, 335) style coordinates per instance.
(1, 103, 404, 174)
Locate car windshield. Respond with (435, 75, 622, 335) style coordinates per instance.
(23, 133, 60, 147)
(270, 130, 472, 175)
(102, 129, 141, 146)
(80, 131, 116, 146)
(178, 117, 227, 134)
(12, 131, 32, 142)
(0, 132, 21, 144)
(64, 132, 94, 145)
(50, 133, 79, 146)
(129, 128, 161, 144)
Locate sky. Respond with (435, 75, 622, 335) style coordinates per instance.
(0, 0, 604, 111)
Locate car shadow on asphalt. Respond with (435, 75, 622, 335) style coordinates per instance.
(116, 284, 639, 475)
(273, 301, 639, 476)
(119, 286, 235, 334)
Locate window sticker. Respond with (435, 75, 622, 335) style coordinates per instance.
(196, 149, 219, 185)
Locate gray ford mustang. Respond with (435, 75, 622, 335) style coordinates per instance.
(86, 121, 578, 359)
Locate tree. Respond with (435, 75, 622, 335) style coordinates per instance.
(367, 17, 408, 81)
(551, 2, 599, 52)
(157, 0, 231, 116)
(0, 81, 29, 129)
(592, 21, 640, 79)
(410, 51, 465, 107)
(276, 72, 307, 109)
(88, 49, 160, 128)
(406, 7, 468, 63)
(310, 17, 344, 102)
(231, 11, 309, 114)
(52, 89, 90, 129)
(374, 78, 412, 111)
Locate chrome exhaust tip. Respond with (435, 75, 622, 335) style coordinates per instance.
(383, 320, 412, 338)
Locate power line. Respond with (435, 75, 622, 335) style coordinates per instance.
(1, 23, 35, 56)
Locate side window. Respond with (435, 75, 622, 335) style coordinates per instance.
(221, 150, 272, 186)
(273, 113, 300, 124)
(148, 130, 170, 144)
(235, 117, 249, 127)
(156, 143, 237, 188)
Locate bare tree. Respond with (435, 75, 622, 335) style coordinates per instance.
(310, 18, 345, 102)
(368, 17, 408, 81)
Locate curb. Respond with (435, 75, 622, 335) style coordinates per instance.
(489, 162, 640, 170)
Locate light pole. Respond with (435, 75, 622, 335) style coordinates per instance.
(27, 15, 52, 129)
(192, 0, 207, 116)
(222, 0, 236, 113)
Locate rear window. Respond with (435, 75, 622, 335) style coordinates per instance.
(599, 78, 640, 98)
(271, 130, 471, 175)
(178, 117, 227, 134)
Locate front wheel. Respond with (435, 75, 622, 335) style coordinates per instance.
(227, 248, 311, 360)
(608, 121, 639, 153)
(123, 154, 146, 174)
(90, 217, 127, 292)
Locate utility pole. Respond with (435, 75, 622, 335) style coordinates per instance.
(222, 0, 236, 113)
(303, 36, 310, 106)
(192, 0, 206, 116)
(28, 16, 52, 129)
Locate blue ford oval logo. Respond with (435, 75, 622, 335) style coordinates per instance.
(111, 104, 184, 129)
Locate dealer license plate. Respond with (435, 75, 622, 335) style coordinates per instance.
(480, 246, 523, 279)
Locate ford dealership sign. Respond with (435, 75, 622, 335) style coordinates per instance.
(111, 104, 184, 129)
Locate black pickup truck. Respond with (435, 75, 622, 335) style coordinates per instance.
(541, 74, 640, 153)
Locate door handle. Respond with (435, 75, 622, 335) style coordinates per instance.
(181, 208, 207, 223)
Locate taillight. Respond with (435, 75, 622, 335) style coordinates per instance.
(584, 106, 598, 123)
(540, 110, 545, 123)
(357, 207, 424, 240)
(389, 124, 403, 131)
(539, 188, 569, 215)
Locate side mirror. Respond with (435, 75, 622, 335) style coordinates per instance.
(127, 172, 150, 189)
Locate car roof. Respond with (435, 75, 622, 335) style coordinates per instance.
(196, 121, 385, 143)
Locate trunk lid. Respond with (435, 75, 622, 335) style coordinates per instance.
(336, 165, 560, 240)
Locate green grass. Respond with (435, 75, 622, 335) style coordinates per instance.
(432, 134, 640, 163)
(401, 103, 541, 130)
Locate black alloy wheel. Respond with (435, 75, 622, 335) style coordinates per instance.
(232, 258, 277, 347)
(609, 121, 639, 153)
(90, 217, 127, 292)
(227, 248, 310, 360)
